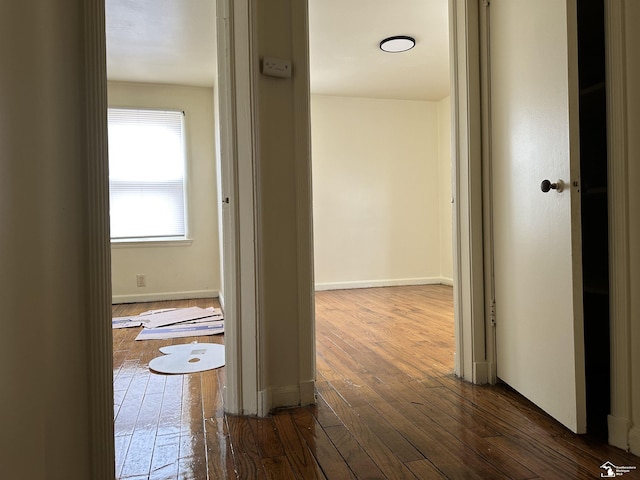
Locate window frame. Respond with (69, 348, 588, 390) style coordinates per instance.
(107, 106, 191, 245)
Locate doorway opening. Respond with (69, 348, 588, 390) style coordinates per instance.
(307, 1, 456, 374)
(576, 0, 610, 440)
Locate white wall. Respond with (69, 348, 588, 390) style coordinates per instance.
(108, 82, 220, 303)
(311, 95, 452, 290)
(2, 1, 112, 477)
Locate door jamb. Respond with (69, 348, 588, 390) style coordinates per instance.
(604, 0, 633, 451)
(216, 0, 262, 415)
(449, 0, 490, 384)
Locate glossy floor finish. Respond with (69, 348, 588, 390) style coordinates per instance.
(112, 286, 638, 479)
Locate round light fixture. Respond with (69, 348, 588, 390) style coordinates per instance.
(379, 35, 416, 53)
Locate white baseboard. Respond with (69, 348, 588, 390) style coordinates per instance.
(608, 414, 631, 451)
(263, 380, 316, 413)
(473, 361, 489, 385)
(315, 277, 453, 291)
(629, 425, 640, 456)
(299, 380, 316, 406)
(112, 289, 219, 304)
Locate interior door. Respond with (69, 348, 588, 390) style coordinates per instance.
(490, 0, 586, 433)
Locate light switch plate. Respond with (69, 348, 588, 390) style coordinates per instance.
(262, 57, 292, 78)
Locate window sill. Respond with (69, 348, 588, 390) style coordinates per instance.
(111, 238, 193, 249)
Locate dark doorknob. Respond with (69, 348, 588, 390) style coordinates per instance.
(541, 179, 557, 192)
(541, 179, 561, 193)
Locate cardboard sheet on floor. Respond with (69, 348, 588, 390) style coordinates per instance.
(149, 342, 225, 374)
(112, 317, 143, 329)
(141, 306, 220, 329)
(135, 320, 224, 340)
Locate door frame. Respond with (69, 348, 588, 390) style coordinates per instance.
(604, 0, 633, 451)
(449, 0, 492, 384)
(215, 0, 493, 413)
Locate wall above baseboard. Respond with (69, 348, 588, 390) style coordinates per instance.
(112, 289, 219, 304)
(315, 277, 453, 292)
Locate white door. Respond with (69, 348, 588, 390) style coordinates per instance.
(490, 0, 586, 433)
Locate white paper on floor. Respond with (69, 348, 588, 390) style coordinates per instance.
(148, 342, 225, 374)
(112, 317, 144, 329)
(135, 320, 224, 341)
(141, 306, 220, 329)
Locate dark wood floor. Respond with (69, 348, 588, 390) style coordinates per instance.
(112, 285, 639, 479)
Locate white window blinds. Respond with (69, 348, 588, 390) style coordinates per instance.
(108, 108, 187, 240)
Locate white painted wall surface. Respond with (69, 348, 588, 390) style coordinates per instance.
(311, 95, 452, 290)
(1, 1, 112, 477)
(438, 96, 453, 282)
(108, 82, 220, 303)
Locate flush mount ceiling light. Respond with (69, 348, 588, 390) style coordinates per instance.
(379, 35, 416, 53)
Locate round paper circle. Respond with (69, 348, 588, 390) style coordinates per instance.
(149, 342, 225, 374)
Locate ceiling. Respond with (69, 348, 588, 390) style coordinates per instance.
(106, 0, 450, 102)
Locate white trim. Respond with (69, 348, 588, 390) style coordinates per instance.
(449, 0, 463, 378)
(478, 0, 497, 385)
(112, 289, 219, 304)
(215, 0, 242, 415)
(473, 361, 489, 385)
(314, 277, 452, 292)
(629, 426, 640, 456)
(264, 381, 316, 410)
(292, 0, 316, 417)
(239, 0, 262, 418)
(605, 1, 632, 450)
(605, 0, 632, 451)
(217, 0, 262, 416)
(111, 239, 193, 248)
(608, 414, 631, 452)
(449, 0, 487, 383)
(299, 379, 316, 405)
(85, 0, 115, 477)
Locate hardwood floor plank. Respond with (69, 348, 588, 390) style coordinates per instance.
(262, 456, 298, 480)
(177, 432, 208, 480)
(291, 407, 358, 480)
(148, 433, 180, 480)
(273, 411, 328, 480)
(201, 368, 224, 419)
(120, 428, 157, 478)
(114, 433, 132, 478)
(311, 388, 346, 429)
(249, 417, 285, 458)
(226, 415, 267, 479)
(353, 404, 425, 464)
(323, 424, 387, 480)
(205, 415, 237, 480)
(404, 459, 446, 479)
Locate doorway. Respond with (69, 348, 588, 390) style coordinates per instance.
(307, 0, 455, 355)
(576, 0, 610, 439)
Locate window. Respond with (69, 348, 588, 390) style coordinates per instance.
(108, 108, 187, 241)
